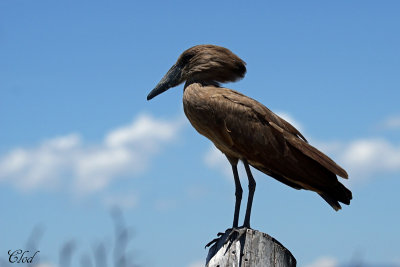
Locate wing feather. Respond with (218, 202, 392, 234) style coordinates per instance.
(217, 89, 348, 179)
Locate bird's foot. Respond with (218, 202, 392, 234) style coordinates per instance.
(224, 227, 248, 245)
(205, 227, 249, 249)
(205, 231, 225, 248)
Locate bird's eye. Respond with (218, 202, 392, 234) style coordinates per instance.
(180, 53, 193, 65)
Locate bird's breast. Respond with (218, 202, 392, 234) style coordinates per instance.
(182, 83, 215, 138)
(183, 83, 240, 158)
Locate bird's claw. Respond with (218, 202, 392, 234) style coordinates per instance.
(205, 227, 248, 249)
(224, 227, 247, 245)
(205, 238, 219, 248)
(205, 232, 226, 248)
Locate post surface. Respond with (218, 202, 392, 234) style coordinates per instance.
(206, 228, 296, 267)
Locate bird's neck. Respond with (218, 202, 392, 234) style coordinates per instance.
(184, 79, 220, 90)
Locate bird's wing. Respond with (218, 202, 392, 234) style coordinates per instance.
(217, 89, 307, 141)
(210, 88, 348, 179)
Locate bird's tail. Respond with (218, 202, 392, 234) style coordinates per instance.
(319, 183, 352, 211)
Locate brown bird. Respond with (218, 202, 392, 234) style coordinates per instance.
(147, 44, 352, 230)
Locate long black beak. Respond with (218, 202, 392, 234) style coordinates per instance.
(147, 63, 183, 100)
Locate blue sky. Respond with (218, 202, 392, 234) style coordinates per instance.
(1, 1, 400, 267)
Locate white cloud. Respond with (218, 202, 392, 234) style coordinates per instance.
(0, 134, 81, 190)
(316, 138, 400, 184)
(341, 139, 400, 174)
(204, 146, 231, 178)
(105, 114, 177, 147)
(303, 256, 338, 267)
(0, 114, 184, 194)
(276, 111, 303, 132)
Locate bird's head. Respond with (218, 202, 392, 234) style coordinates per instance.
(147, 44, 246, 100)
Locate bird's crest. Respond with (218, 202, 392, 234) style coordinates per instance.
(178, 44, 247, 85)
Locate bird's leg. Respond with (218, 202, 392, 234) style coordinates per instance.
(217, 159, 255, 247)
(205, 157, 242, 249)
(221, 159, 247, 247)
(231, 161, 243, 228)
(243, 159, 256, 228)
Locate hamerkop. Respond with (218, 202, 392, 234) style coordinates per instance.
(147, 44, 352, 230)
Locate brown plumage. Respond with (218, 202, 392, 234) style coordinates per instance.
(147, 44, 352, 228)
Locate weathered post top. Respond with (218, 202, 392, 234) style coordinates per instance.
(206, 228, 296, 267)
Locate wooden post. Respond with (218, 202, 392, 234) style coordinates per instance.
(206, 228, 296, 267)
